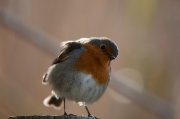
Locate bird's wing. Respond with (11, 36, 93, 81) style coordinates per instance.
(42, 41, 83, 84)
(52, 41, 83, 65)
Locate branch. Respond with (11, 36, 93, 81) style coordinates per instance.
(9, 115, 98, 119)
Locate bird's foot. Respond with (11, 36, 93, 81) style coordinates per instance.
(63, 112, 76, 116)
(64, 112, 68, 115)
(88, 114, 99, 119)
(68, 113, 76, 116)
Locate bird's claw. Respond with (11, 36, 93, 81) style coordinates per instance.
(88, 114, 99, 119)
(68, 114, 76, 116)
(64, 113, 76, 116)
(64, 112, 68, 115)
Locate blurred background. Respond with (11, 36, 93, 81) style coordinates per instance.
(0, 0, 180, 119)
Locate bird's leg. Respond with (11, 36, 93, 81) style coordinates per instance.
(85, 106, 92, 117)
(85, 106, 99, 119)
(64, 98, 68, 115)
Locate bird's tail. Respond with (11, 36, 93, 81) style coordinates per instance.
(43, 94, 63, 110)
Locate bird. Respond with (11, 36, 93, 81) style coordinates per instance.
(42, 37, 119, 117)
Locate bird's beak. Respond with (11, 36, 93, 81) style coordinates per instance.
(108, 55, 116, 60)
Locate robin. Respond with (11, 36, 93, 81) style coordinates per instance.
(42, 37, 118, 117)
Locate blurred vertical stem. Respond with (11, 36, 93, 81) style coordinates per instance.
(125, 0, 173, 101)
(124, 0, 173, 100)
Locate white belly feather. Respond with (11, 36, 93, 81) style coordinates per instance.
(52, 72, 109, 106)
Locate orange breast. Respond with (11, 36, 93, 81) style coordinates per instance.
(74, 43, 110, 85)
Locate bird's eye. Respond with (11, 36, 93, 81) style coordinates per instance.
(100, 44, 105, 50)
